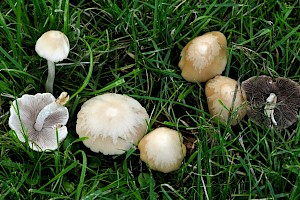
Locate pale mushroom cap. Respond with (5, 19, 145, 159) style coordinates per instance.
(76, 93, 149, 155)
(138, 127, 186, 173)
(8, 93, 69, 151)
(35, 30, 70, 62)
(178, 31, 227, 82)
(205, 75, 247, 126)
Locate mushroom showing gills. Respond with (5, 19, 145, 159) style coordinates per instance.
(35, 30, 70, 93)
(178, 31, 227, 82)
(76, 93, 149, 155)
(9, 92, 69, 151)
(205, 75, 247, 126)
(138, 127, 186, 173)
(241, 75, 300, 129)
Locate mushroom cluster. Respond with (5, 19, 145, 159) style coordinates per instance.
(9, 92, 69, 151)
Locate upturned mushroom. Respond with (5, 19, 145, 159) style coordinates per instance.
(205, 75, 247, 126)
(9, 92, 69, 151)
(178, 31, 227, 82)
(241, 75, 300, 129)
(138, 127, 186, 173)
(35, 30, 70, 93)
(76, 93, 149, 155)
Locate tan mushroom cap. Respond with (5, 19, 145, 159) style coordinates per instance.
(205, 75, 247, 126)
(76, 93, 149, 155)
(35, 30, 70, 62)
(138, 127, 186, 173)
(178, 31, 227, 82)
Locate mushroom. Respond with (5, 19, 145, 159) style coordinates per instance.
(35, 30, 70, 93)
(8, 92, 69, 151)
(241, 75, 300, 129)
(178, 31, 227, 82)
(205, 75, 247, 126)
(138, 127, 186, 173)
(76, 93, 149, 155)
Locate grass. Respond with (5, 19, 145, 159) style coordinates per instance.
(1, 0, 300, 199)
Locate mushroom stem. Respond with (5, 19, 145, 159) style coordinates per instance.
(34, 92, 69, 131)
(264, 93, 277, 126)
(45, 60, 56, 93)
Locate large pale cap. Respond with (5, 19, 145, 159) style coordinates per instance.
(35, 30, 70, 62)
(138, 127, 186, 173)
(178, 31, 227, 82)
(205, 75, 247, 126)
(76, 93, 149, 155)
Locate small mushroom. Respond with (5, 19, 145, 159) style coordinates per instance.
(138, 127, 186, 173)
(35, 30, 70, 93)
(76, 93, 149, 155)
(241, 75, 300, 129)
(9, 92, 69, 151)
(178, 31, 227, 82)
(205, 75, 247, 126)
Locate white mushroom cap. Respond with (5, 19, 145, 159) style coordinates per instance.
(8, 93, 69, 151)
(76, 93, 149, 155)
(205, 75, 247, 126)
(178, 31, 227, 82)
(138, 127, 186, 173)
(35, 30, 70, 62)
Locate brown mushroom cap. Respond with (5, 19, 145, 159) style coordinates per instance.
(241, 75, 300, 129)
(205, 75, 247, 126)
(178, 31, 227, 82)
(138, 127, 186, 173)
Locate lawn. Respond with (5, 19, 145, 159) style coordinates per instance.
(0, 0, 300, 199)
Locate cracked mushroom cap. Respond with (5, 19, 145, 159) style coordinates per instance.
(8, 92, 69, 151)
(138, 127, 186, 173)
(241, 75, 300, 129)
(178, 31, 227, 82)
(35, 30, 70, 62)
(76, 93, 149, 155)
(205, 75, 247, 126)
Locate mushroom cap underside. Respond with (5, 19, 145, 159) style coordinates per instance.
(241, 75, 300, 129)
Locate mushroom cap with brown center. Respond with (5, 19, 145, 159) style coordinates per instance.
(138, 127, 186, 173)
(205, 75, 247, 126)
(178, 31, 227, 82)
(76, 93, 149, 155)
(241, 75, 300, 129)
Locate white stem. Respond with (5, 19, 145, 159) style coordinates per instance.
(264, 93, 277, 126)
(34, 92, 69, 131)
(45, 60, 55, 93)
(34, 102, 60, 131)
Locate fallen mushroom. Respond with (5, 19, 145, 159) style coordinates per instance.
(35, 30, 70, 93)
(8, 92, 69, 151)
(138, 127, 186, 173)
(205, 75, 247, 126)
(76, 93, 149, 155)
(241, 75, 300, 129)
(178, 31, 227, 82)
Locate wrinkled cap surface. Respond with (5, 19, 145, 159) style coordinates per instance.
(35, 30, 70, 62)
(76, 93, 149, 155)
(241, 75, 300, 129)
(9, 93, 69, 151)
